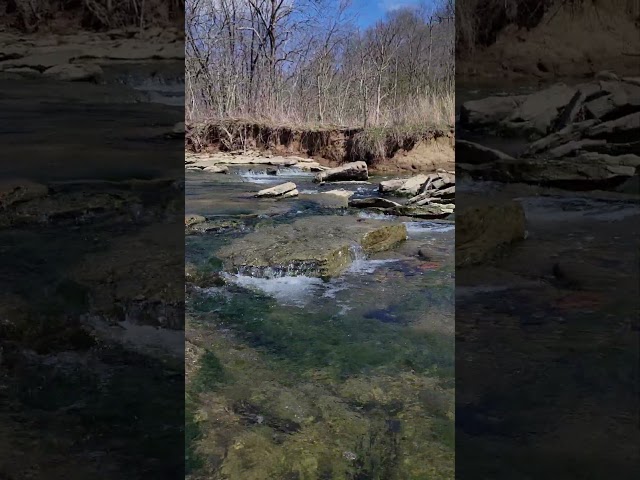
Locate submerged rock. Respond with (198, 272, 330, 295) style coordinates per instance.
(324, 189, 354, 199)
(456, 197, 526, 267)
(314, 161, 368, 183)
(255, 182, 298, 198)
(216, 216, 407, 278)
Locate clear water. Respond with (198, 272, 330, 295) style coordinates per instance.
(185, 164, 455, 479)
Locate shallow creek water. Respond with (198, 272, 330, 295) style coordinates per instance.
(185, 166, 455, 479)
(455, 84, 640, 478)
(1, 62, 184, 479)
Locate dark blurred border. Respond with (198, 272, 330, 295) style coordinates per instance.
(0, 3, 185, 479)
(456, 1, 639, 478)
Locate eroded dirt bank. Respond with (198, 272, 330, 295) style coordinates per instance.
(185, 121, 455, 174)
(457, 3, 640, 85)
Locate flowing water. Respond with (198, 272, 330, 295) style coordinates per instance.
(185, 166, 455, 479)
(1, 62, 184, 479)
(455, 86, 640, 478)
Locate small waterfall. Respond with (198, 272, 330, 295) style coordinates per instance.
(235, 261, 323, 279)
(348, 244, 367, 262)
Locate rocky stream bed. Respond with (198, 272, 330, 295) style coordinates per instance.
(1, 36, 185, 479)
(455, 74, 640, 478)
(185, 162, 455, 479)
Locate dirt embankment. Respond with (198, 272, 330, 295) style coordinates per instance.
(457, 3, 640, 84)
(185, 121, 455, 173)
(0, 0, 183, 33)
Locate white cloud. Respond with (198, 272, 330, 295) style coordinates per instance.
(380, 0, 420, 12)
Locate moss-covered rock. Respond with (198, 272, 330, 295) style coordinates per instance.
(456, 195, 526, 267)
(217, 216, 407, 278)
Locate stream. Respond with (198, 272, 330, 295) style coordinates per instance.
(455, 85, 640, 478)
(185, 166, 455, 478)
(1, 61, 184, 479)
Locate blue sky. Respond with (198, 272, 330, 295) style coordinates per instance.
(349, 0, 425, 28)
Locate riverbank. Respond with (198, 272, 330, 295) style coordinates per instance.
(186, 121, 455, 174)
(0, 26, 183, 83)
(457, 3, 639, 84)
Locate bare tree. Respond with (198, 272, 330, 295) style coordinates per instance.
(186, 0, 455, 127)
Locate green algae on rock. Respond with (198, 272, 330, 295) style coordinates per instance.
(216, 216, 408, 278)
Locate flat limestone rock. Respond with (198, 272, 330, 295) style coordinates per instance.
(255, 182, 297, 198)
(456, 196, 526, 267)
(314, 161, 368, 183)
(390, 204, 454, 219)
(396, 174, 430, 196)
(348, 197, 401, 209)
(202, 165, 229, 174)
(217, 216, 407, 278)
(378, 178, 406, 194)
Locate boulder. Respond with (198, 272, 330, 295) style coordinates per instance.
(501, 83, 577, 138)
(456, 197, 526, 267)
(216, 216, 407, 278)
(185, 214, 206, 227)
(314, 161, 368, 182)
(378, 178, 406, 194)
(396, 174, 430, 196)
(583, 81, 640, 121)
(43, 64, 103, 82)
(459, 95, 526, 129)
(255, 182, 297, 198)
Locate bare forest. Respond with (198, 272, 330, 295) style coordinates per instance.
(186, 0, 454, 128)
